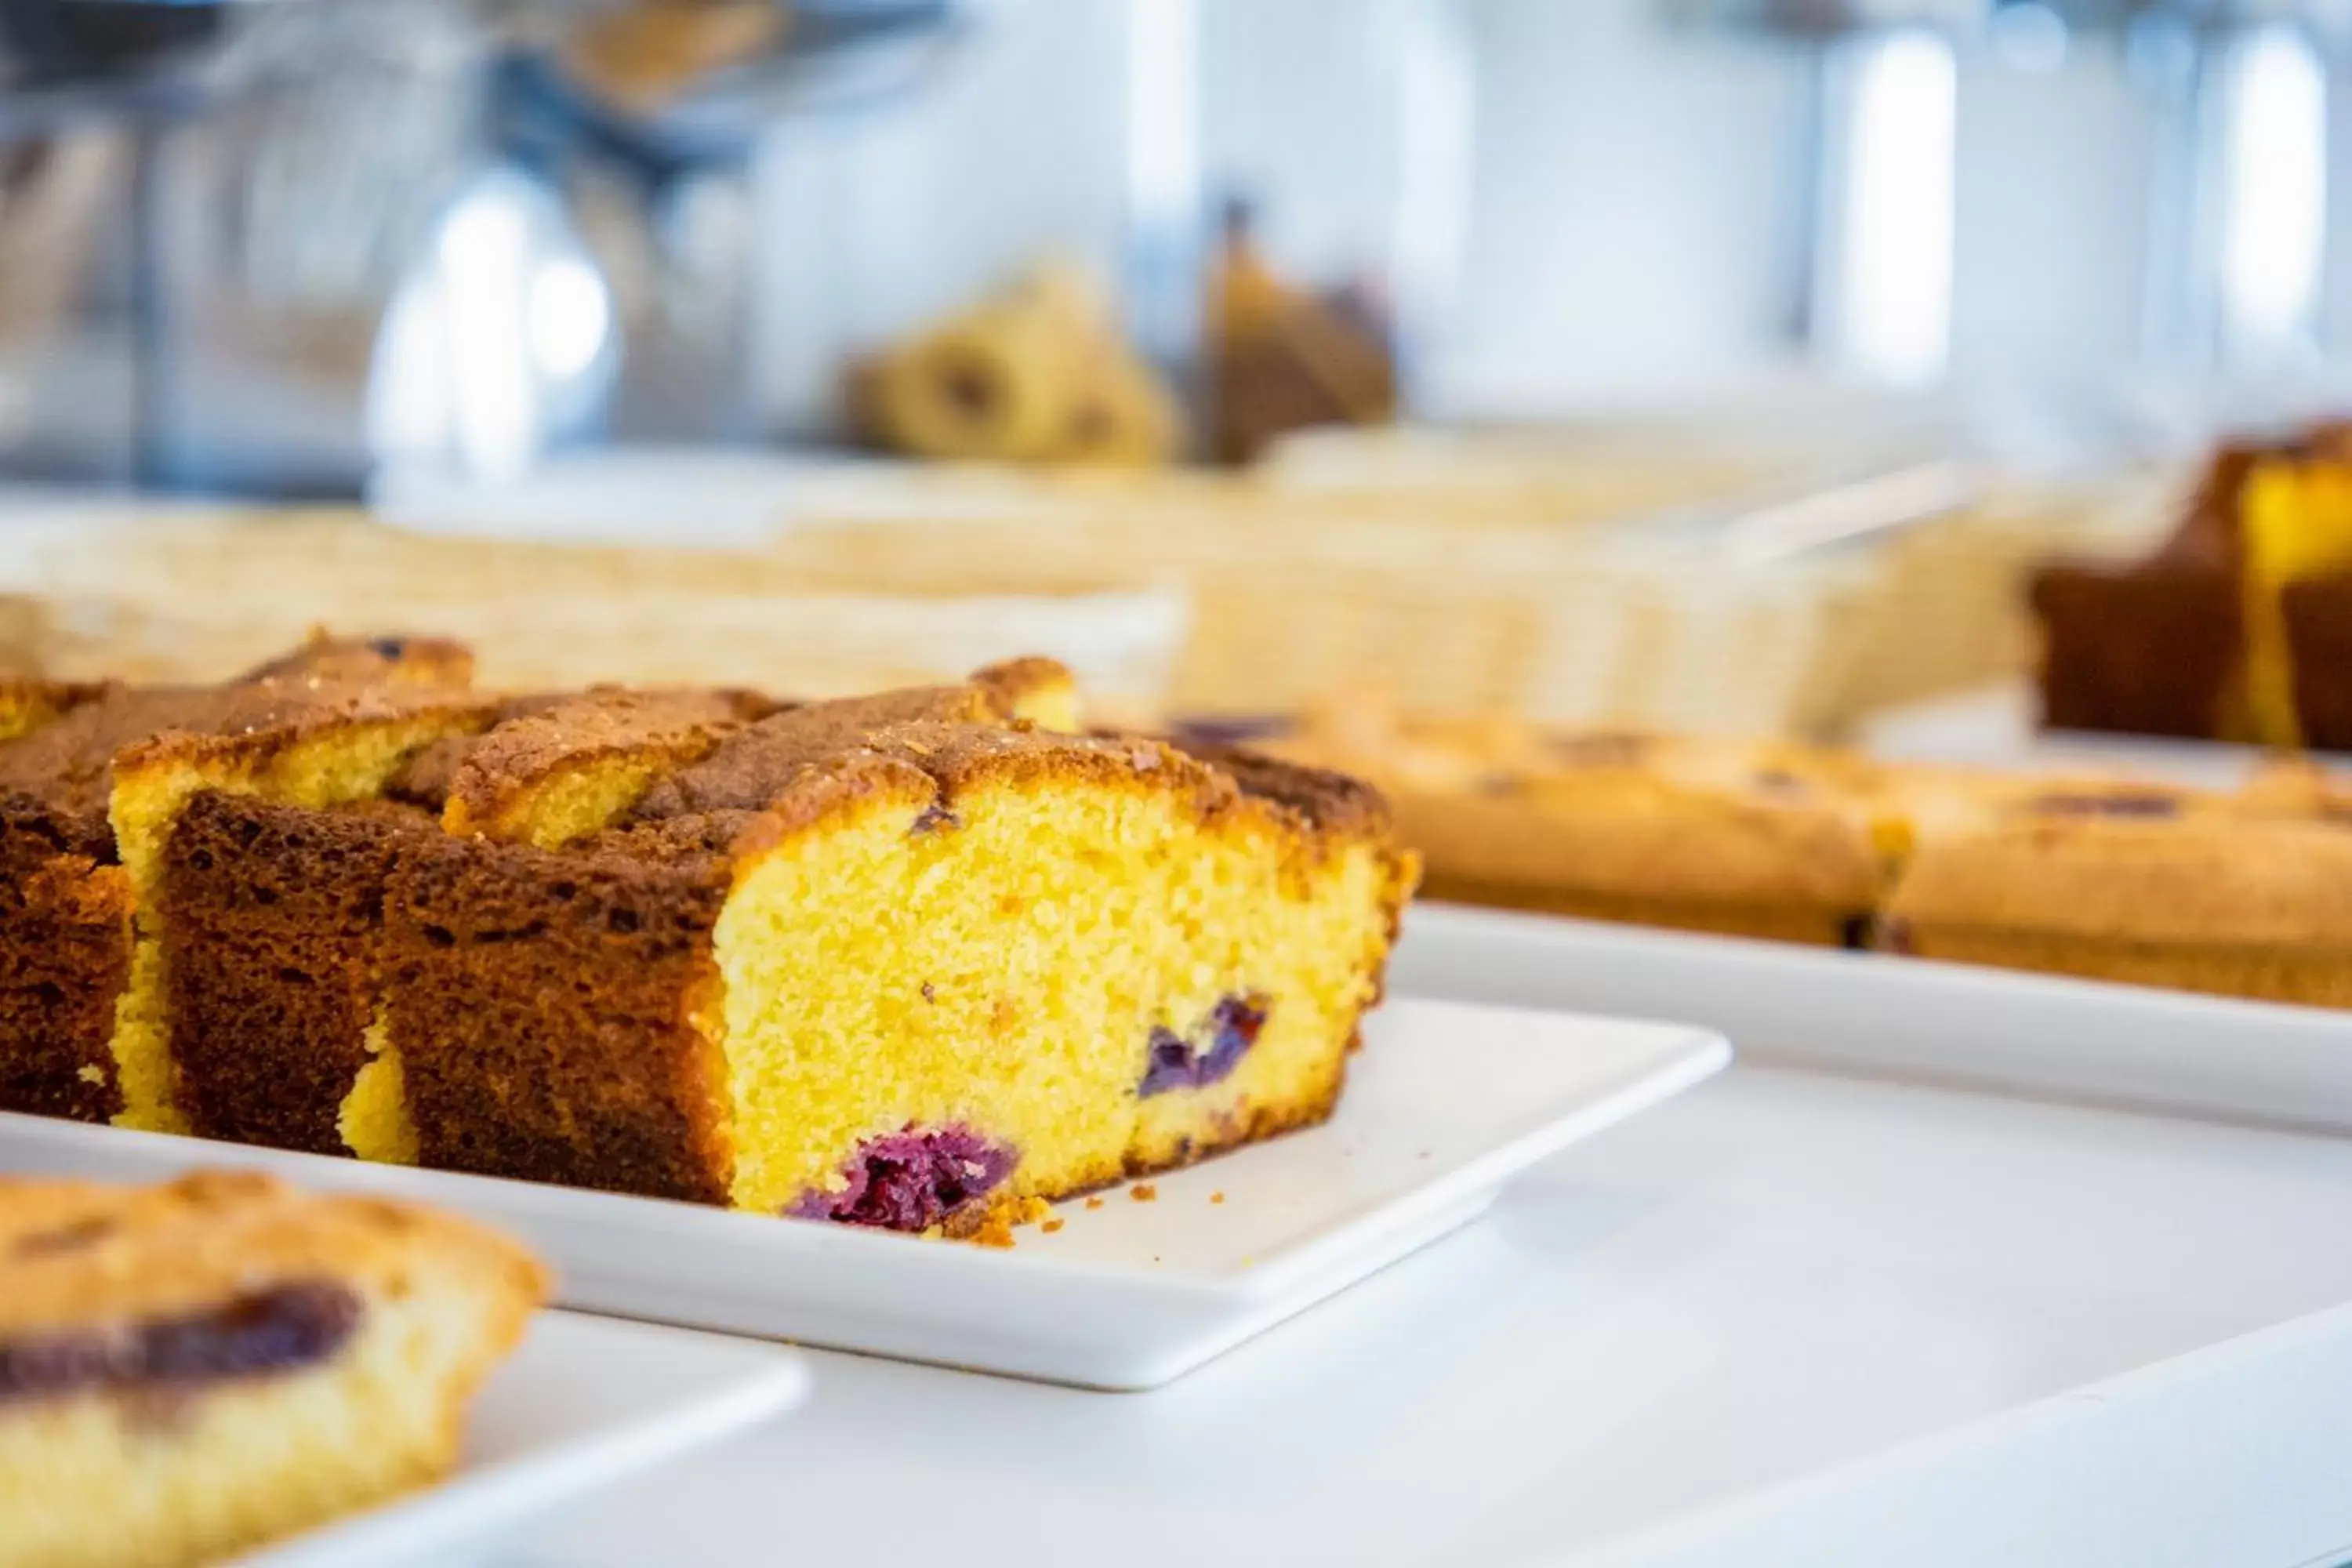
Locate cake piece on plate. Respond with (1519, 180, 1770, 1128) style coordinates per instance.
(352, 672, 1411, 1231)
(160, 684, 777, 1158)
(1274, 702, 1886, 946)
(0, 1169, 546, 1568)
(0, 637, 493, 1128)
(154, 663, 1076, 1163)
(1882, 779, 2352, 1006)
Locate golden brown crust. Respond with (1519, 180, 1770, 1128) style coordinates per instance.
(383, 833, 739, 1203)
(712, 720, 1402, 877)
(0, 681, 112, 745)
(441, 688, 775, 843)
(108, 685, 503, 794)
(1898, 925, 2352, 1007)
(968, 656, 1079, 728)
(1419, 875, 1860, 946)
(232, 631, 476, 691)
(162, 794, 434, 1154)
(0, 1170, 548, 1334)
(1887, 813, 2352, 950)
(1277, 712, 1885, 913)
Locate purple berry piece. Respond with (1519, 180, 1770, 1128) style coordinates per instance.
(791, 1124, 1017, 1232)
(1139, 992, 1271, 1097)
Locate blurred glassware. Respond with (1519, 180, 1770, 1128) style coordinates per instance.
(0, 0, 984, 494)
(1673, 0, 2352, 397)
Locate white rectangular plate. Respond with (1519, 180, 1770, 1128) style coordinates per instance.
(0, 997, 1723, 1391)
(1393, 901, 2352, 1132)
(247, 1313, 808, 1568)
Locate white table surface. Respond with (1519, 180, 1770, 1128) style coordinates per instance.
(490, 1065, 2352, 1568)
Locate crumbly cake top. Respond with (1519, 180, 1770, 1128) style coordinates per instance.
(448, 689, 773, 812)
(1171, 738, 1399, 841)
(0, 681, 484, 820)
(234, 631, 476, 689)
(628, 686, 1029, 819)
(602, 695, 1392, 867)
(387, 694, 575, 809)
(0, 632, 488, 822)
(0, 1170, 547, 1333)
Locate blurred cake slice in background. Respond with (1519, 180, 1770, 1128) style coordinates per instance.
(2031, 422, 2352, 750)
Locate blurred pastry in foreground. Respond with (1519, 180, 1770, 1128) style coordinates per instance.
(854, 261, 1182, 467)
(0, 1170, 546, 1568)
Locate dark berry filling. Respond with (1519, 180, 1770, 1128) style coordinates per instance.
(1171, 715, 1293, 748)
(791, 1124, 1017, 1232)
(2031, 792, 2180, 818)
(1140, 992, 1270, 1098)
(909, 801, 960, 837)
(0, 1280, 362, 1406)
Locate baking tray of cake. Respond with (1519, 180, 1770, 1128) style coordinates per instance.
(248, 1313, 809, 1568)
(0, 996, 1727, 1391)
(1392, 902, 2352, 1133)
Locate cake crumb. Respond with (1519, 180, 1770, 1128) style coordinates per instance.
(1084, 1196, 1105, 1210)
(1131, 1184, 1157, 1203)
(1041, 1218, 1065, 1234)
(1209, 1191, 1225, 1205)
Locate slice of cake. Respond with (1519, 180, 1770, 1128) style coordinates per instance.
(2028, 560, 2243, 742)
(160, 685, 775, 1158)
(0, 638, 495, 1129)
(1882, 781, 2352, 1005)
(2030, 425, 2352, 747)
(1273, 704, 1885, 946)
(155, 664, 1079, 1164)
(0, 1169, 546, 1568)
(350, 679, 1410, 1229)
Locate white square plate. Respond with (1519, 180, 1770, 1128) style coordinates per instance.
(0, 997, 1725, 1390)
(245, 1312, 808, 1568)
(1393, 901, 2352, 1133)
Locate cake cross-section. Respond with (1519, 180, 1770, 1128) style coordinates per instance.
(145, 654, 1414, 1236)
(0, 636, 492, 1129)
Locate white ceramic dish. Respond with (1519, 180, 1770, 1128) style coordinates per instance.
(0, 997, 1725, 1391)
(245, 1312, 808, 1568)
(1392, 901, 2352, 1133)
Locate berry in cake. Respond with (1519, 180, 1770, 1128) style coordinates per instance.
(139, 651, 1408, 1237)
(373, 699, 1412, 1227)
(0, 1170, 545, 1568)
